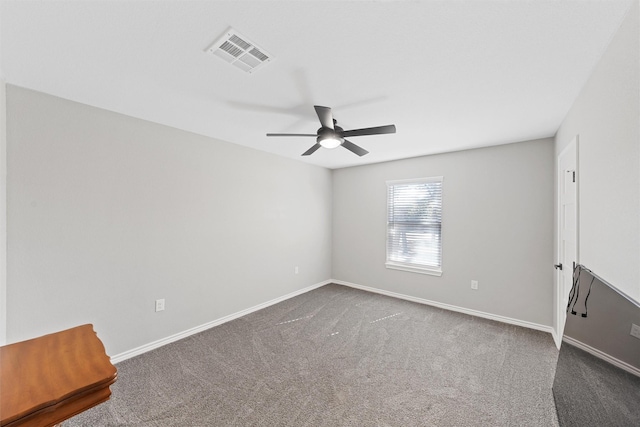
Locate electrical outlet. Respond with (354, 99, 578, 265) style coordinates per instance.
(630, 323, 640, 340)
(471, 280, 478, 290)
(295, 266, 299, 275)
(155, 299, 165, 312)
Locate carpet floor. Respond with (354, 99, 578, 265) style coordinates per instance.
(67, 284, 559, 426)
(553, 341, 640, 426)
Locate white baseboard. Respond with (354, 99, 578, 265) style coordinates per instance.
(111, 280, 332, 364)
(332, 280, 555, 336)
(562, 336, 640, 378)
(112, 279, 556, 364)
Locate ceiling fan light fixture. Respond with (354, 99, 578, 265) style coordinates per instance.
(318, 135, 342, 149)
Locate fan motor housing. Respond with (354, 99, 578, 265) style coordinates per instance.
(317, 126, 344, 147)
(317, 125, 344, 137)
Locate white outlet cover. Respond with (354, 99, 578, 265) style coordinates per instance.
(630, 323, 640, 340)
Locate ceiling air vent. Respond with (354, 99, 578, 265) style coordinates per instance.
(206, 28, 273, 73)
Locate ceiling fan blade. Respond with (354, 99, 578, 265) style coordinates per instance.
(302, 143, 322, 156)
(266, 133, 317, 137)
(314, 105, 334, 129)
(342, 124, 396, 137)
(342, 139, 369, 157)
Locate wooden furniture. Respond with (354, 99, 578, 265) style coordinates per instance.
(0, 324, 117, 427)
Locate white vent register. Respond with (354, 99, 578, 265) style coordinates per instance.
(206, 28, 273, 73)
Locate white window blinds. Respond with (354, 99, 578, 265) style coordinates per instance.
(386, 177, 443, 275)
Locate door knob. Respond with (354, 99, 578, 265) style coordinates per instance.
(554, 263, 563, 270)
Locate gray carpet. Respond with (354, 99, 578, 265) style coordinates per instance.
(67, 284, 559, 426)
(553, 342, 640, 426)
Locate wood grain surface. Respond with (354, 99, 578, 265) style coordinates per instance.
(0, 324, 117, 427)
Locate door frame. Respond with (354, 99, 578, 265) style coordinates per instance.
(555, 135, 579, 348)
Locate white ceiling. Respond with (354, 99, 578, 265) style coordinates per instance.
(0, 1, 634, 169)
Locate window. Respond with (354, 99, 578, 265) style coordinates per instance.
(386, 177, 443, 276)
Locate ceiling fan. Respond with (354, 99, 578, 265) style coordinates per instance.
(266, 105, 396, 156)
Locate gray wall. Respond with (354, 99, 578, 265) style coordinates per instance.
(6, 85, 332, 356)
(555, 1, 639, 302)
(563, 269, 640, 370)
(332, 139, 555, 326)
(0, 79, 6, 345)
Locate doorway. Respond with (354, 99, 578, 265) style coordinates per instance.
(555, 136, 578, 347)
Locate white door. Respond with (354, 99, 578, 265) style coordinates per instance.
(556, 137, 578, 344)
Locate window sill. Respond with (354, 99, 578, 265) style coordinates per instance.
(385, 262, 442, 277)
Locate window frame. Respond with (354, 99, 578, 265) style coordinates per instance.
(385, 176, 443, 277)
